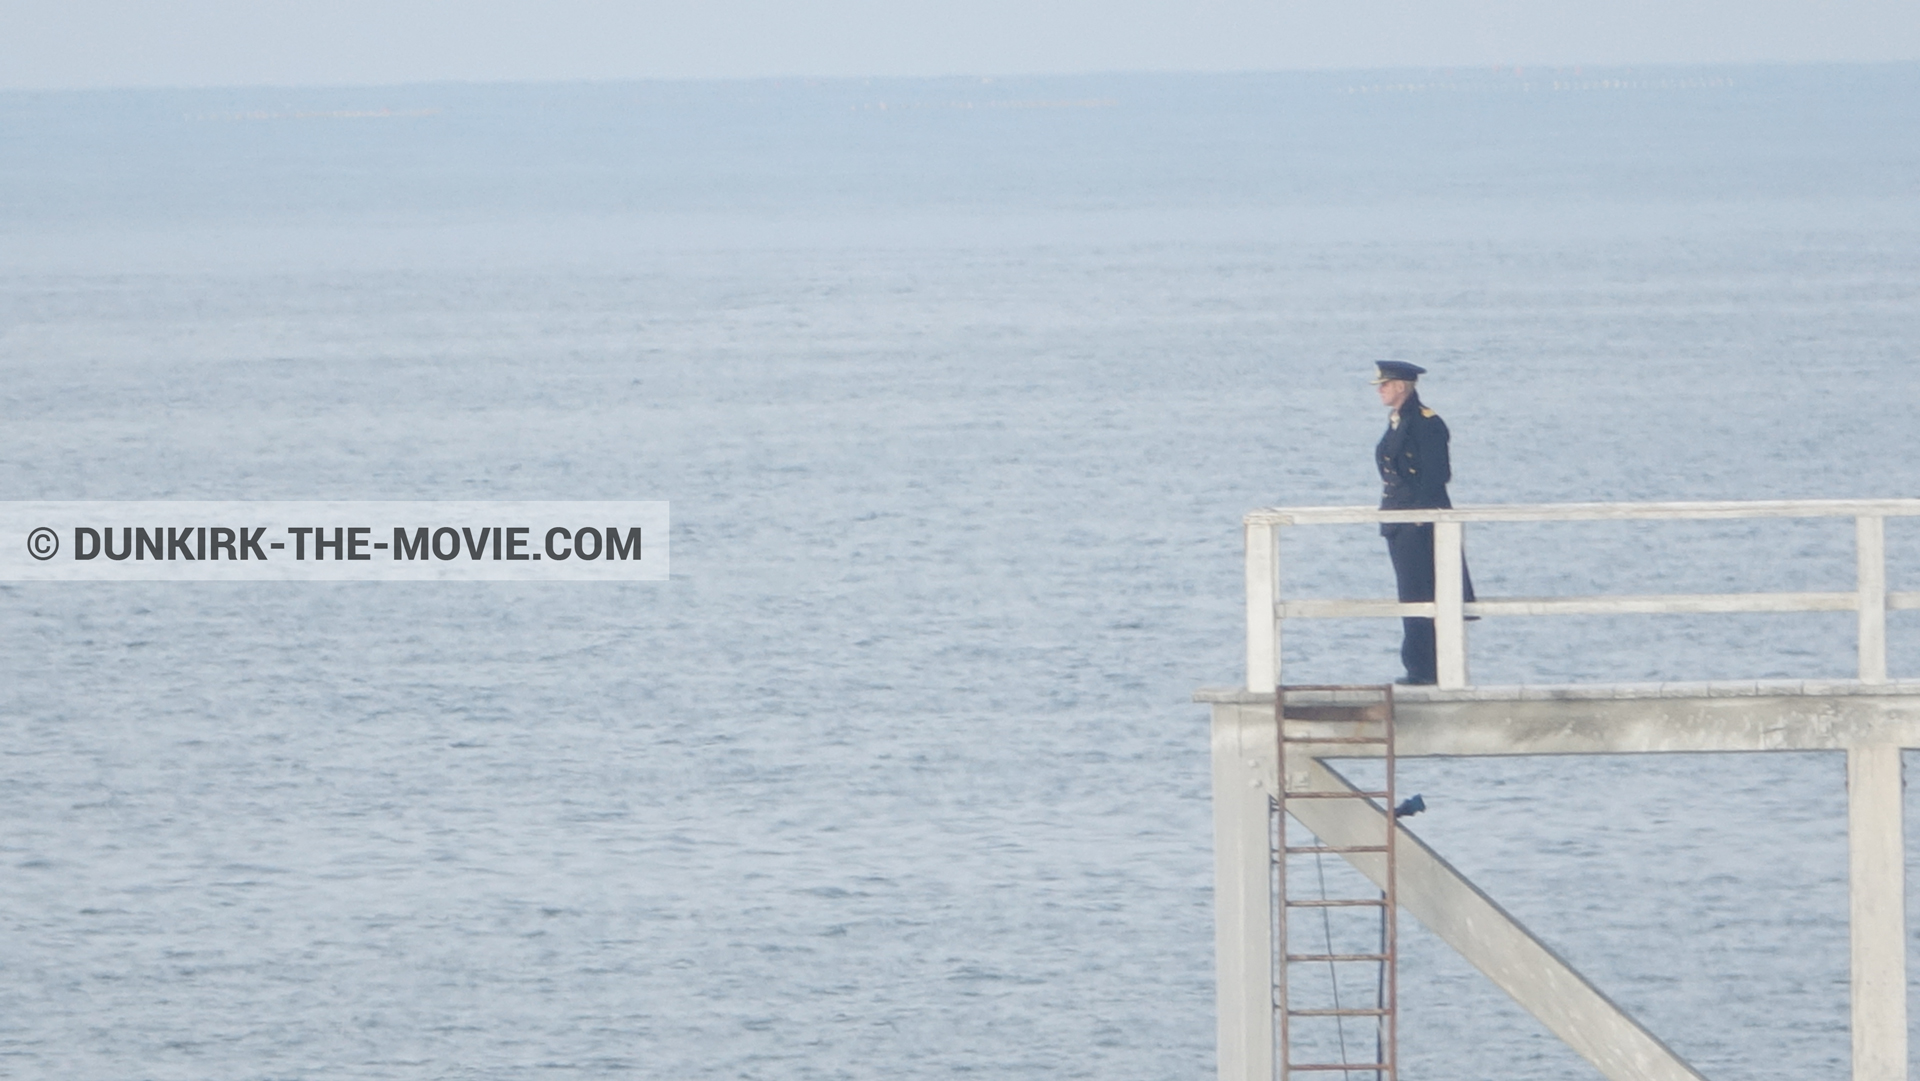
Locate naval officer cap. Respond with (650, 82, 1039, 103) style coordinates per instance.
(1369, 361, 1427, 384)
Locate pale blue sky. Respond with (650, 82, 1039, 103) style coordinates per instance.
(3, 0, 1916, 90)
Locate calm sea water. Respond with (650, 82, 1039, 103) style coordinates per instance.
(3, 65, 1920, 1079)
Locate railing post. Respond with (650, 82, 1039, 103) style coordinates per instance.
(1434, 520, 1468, 688)
(1857, 516, 1887, 683)
(1246, 519, 1279, 692)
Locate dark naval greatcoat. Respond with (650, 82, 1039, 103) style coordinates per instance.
(1376, 390, 1472, 683)
(1376, 391, 1454, 517)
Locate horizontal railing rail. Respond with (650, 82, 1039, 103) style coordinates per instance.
(1249, 498, 1920, 526)
(1244, 499, 1920, 691)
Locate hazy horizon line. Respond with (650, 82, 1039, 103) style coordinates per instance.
(5, 57, 1915, 98)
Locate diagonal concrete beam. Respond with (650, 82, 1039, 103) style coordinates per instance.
(1292, 758, 1707, 1081)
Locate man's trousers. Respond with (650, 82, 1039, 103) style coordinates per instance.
(1384, 522, 1475, 683)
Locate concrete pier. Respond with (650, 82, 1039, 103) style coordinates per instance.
(1201, 679, 1917, 1081)
(1218, 498, 1920, 1081)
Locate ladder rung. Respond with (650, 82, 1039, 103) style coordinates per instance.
(1280, 685, 1398, 1080)
(1286, 845, 1387, 854)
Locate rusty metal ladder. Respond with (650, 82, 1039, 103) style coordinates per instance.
(1274, 684, 1398, 1079)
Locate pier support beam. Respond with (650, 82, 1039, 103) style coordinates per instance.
(1293, 758, 1706, 1081)
(1204, 684, 1920, 1081)
(1212, 706, 1274, 1081)
(1848, 744, 1907, 1081)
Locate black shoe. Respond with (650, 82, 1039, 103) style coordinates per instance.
(1395, 676, 1436, 686)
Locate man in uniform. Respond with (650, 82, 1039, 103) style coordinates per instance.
(1372, 360, 1473, 685)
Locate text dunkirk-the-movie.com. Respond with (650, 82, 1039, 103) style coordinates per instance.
(5, 502, 669, 581)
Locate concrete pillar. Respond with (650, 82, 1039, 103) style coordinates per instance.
(1213, 706, 1274, 1081)
(1848, 744, 1907, 1081)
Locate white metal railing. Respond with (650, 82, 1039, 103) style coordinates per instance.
(1244, 499, 1920, 691)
